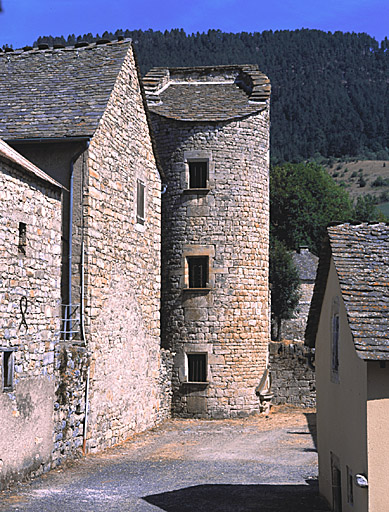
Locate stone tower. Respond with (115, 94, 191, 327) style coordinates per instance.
(144, 65, 271, 418)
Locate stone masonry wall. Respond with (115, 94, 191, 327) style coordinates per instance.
(84, 44, 170, 451)
(281, 282, 315, 341)
(0, 160, 62, 488)
(152, 108, 270, 418)
(269, 341, 316, 408)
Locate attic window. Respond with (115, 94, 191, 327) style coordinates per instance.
(187, 256, 209, 289)
(189, 161, 208, 189)
(187, 353, 207, 383)
(137, 179, 145, 225)
(18, 222, 27, 255)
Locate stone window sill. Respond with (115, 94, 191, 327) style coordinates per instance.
(182, 287, 212, 293)
(183, 381, 210, 386)
(183, 188, 210, 195)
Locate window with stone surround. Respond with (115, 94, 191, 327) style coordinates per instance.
(1, 348, 16, 392)
(187, 256, 209, 288)
(187, 353, 207, 383)
(136, 179, 145, 225)
(182, 150, 213, 193)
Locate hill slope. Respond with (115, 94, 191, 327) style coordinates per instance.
(33, 29, 389, 164)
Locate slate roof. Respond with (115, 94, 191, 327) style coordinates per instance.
(292, 248, 319, 282)
(143, 65, 270, 122)
(305, 223, 389, 360)
(0, 40, 132, 140)
(0, 138, 63, 189)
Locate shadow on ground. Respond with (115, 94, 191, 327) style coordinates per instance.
(304, 412, 318, 449)
(143, 480, 330, 512)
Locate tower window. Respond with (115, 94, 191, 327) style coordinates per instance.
(187, 353, 207, 382)
(189, 161, 208, 189)
(137, 179, 145, 224)
(187, 256, 208, 288)
(18, 222, 27, 255)
(2, 349, 15, 392)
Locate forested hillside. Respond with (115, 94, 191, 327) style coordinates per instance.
(34, 29, 389, 164)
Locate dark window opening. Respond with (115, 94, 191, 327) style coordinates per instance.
(188, 353, 207, 382)
(188, 256, 208, 288)
(2, 350, 14, 391)
(347, 466, 353, 505)
(331, 458, 342, 512)
(189, 161, 207, 189)
(332, 313, 339, 374)
(137, 180, 145, 224)
(18, 222, 27, 255)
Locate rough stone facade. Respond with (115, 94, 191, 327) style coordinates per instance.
(84, 46, 168, 451)
(0, 144, 63, 487)
(0, 41, 172, 488)
(269, 341, 316, 408)
(144, 66, 271, 418)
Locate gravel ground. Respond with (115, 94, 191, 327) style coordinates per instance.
(0, 407, 329, 511)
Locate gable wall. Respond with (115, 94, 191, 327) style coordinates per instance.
(0, 160, 62, 487)
(315, 258, 367, 512)
(83, 46, 169, 451)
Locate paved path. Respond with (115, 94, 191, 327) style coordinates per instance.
(0, 409, 329, 511)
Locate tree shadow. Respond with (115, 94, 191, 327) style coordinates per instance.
(143, 480, 330, 511)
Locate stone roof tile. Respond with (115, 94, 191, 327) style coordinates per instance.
(143, 64, 270, 122)
(292, 248, 319, 281)
(305, 223, 389, 360)
(0, 40, 132, 140)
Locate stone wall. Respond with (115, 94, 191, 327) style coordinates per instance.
(0, 159, 62, 488)
(269, 341, 316, 408)
(84, 44, 169, 451)
(152, 107, 270, 418)
(281, 282, 316, 341)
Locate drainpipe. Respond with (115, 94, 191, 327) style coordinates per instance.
(79, 141, 90, 454)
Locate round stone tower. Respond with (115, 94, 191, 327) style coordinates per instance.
(144, 65, 271, 418)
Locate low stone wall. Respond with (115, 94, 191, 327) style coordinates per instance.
(269, 341, 316, 408)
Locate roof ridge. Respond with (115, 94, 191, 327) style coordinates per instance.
(0, 38, 132, 57)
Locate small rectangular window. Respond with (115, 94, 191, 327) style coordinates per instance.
(18, 222, 27, 255)
(137, 179, 145, 224)
(189, 161, 207, 189)
(188, 353, 207, 382)
(187, 256, 208, 288)
(332, 313, 339, 374)
(2, 349, 14, 391)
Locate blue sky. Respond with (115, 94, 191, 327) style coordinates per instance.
(1, 0, 388, 48)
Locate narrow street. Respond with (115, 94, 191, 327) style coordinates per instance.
(0, 408, 329, 511)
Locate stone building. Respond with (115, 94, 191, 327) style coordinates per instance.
(281, 247, 319, 341)
(0, 139, 63, 486)
(0, 42, 272, 487)
(0, 39, 171, 484)
(143, 65, 271, 418)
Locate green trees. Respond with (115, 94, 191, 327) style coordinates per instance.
(270, 162, 353, 254)
(270, 239, 300, 341)
(32, 28, 389, 164)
